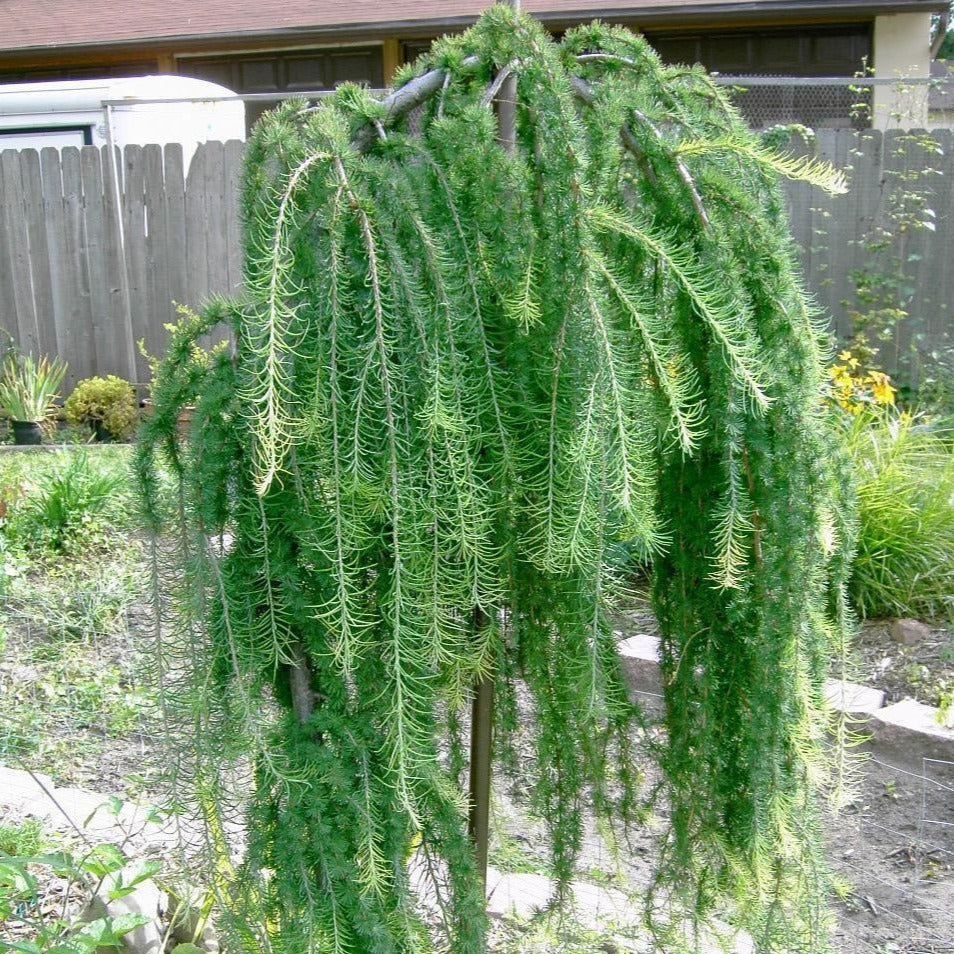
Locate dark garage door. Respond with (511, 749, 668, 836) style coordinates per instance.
(180, 46, 384, 129)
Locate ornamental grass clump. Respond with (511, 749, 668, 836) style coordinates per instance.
(845, 407, 954, 620)
(0, 353, 66, 425)
(135, 7, 856, 953)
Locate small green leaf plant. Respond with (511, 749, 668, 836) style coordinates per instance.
(0, 809, 160, 954)
(136, 7, 857, 953)
(5, 451, 123, 553)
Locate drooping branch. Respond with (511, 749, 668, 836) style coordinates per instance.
(345, 48, 704, 217)
(629, 107, 711, 229)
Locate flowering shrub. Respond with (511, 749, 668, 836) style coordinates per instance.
(828, 350, 895, 414)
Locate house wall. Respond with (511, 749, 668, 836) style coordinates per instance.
(0, 12, 937, 132)
(175, 43, 386, 127)
(873, 13, 932, 127)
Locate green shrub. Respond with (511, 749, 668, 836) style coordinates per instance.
(65, 375, 138, 441)
(844, 407, 954, 619)
(0, 809, 160, 954)
(0, 818, 43, 856)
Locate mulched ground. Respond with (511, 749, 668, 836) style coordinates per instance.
(854, 618, 954, 711)
(4, 567, 953, 953)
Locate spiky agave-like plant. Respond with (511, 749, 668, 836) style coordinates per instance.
(135, 7, 856, 953)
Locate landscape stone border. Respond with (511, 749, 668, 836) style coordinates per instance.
(1, 765, 753, 954)
(0, 443, 128, 453)
(0, 767, 205, 954)
(3, 635, 949, 951)
(617, 632, 954, 769)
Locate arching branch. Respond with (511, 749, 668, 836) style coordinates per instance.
(351, 55, 480, 151)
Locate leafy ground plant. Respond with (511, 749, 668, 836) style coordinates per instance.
(843, 407, 954, 620)
(0, 811, 160, 954)
(3, 452, 126, 553)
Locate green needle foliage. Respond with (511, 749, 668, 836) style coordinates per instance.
(135, 7, 855, 953)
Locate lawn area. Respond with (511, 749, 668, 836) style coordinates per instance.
(0, 448, 159, 797)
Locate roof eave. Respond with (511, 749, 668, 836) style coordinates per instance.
(0, 0, 946, 58)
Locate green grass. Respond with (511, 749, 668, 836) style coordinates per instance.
(0, 560, 153, 787)
(844, 408, 954, 620)
(0, 447, 157, 792)
(0, 448, 137, 553)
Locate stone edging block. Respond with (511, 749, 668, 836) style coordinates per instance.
(616, 632, 953, 759)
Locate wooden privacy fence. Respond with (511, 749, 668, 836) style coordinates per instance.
(790, 126, 954, 384)
(0, 140, 244, 387)
(0, 128, 951, 385)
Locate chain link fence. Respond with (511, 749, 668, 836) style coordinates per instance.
(712, 75, 943, 131)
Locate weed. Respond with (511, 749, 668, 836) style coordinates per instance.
(16, 452, 123, 552)
(490, 911, 636, 954)
(489, 831, 549, 876)
(0, 804, 161, 954)
(0, 818, 44, 857)
(936, 681, 954, 728)
(0, 448, 137, 550)
(9, 557, 141, 643)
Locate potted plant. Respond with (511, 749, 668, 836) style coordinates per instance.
(64, 375, 138, 442)
(0, 353, 67, 445)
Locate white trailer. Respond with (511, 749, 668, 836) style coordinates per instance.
(0, 74, 245, 168)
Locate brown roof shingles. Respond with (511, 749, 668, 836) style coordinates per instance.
(0, 0, 945, 53)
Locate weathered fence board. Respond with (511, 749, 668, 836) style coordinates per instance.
(142, 144, 170, 381)
(934, 129, 954, 353)
(122, 144, 148, 380)
(163, 143, 189, 338)
(19, 149, 56, 359)
(0, 131, 950, 386)
(40, 148, 71, 363)
(184, 146, 211, 318)
(1, 150, 41, 357)
(225, 139, 245, 294)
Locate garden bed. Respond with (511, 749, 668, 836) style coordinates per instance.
(612, 598, 954, 954)
(2, 448, 952, 953)
(855, 618, 954, 714)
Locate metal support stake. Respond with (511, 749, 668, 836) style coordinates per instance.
(467, 1, 519, 886)
(467, 612, 494, 886)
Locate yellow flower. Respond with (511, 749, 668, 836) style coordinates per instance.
(870, 374, 895, 406)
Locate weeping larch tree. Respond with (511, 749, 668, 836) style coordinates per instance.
(135, 6, 857, 953)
